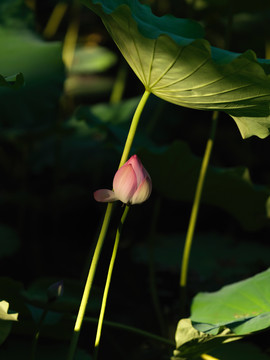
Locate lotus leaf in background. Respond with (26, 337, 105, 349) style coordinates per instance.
(65, 45, 117, 98)
(0, 26, 64, 129)
(82, 0, 270, 139)
(0, 73, 24, 89)
(192, 0, 270, 14)
(139, 141, 270, 231)
(132, 233, 270, 288)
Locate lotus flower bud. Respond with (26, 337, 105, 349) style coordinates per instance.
(47, 280, 64, 302)
(94, 155, 152, 205)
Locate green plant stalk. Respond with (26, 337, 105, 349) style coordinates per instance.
(67, 89, 151, 360)
(110, 61, 128, 104)
(62, 0, 80, 69)
(180, 111, 218, 289)
(31, 305, 49, 360)
(43, 2, 68, 39)
(94, 205, 130, 359)
(82, 316, 174, 347)
(67, 202, 114, 360)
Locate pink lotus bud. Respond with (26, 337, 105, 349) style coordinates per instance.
(94, 155, 152, 205)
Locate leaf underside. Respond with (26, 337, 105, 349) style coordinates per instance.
(83, 0, 270, 138)
(172, 318, 242, 360)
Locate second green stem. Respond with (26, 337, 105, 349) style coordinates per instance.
(94, 205, 130, 359)
(180, 111, 218, 291)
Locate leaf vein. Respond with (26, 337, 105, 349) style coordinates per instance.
(156, 86, 270, 103)
(152, 55, 211, 90)
(147, 38, 157, 86)
(149, 40, 184, 89)
(128, 20, 147, 85)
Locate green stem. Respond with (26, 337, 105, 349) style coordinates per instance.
(67, 203, 114, 360)
(109, 61, 128, 104)
(67, 89, 151, 360)
(94, 205, 130, 359)
(180, 111, 218, 291)
(82, 316, 174, 347)
(31, 305, 49, 360)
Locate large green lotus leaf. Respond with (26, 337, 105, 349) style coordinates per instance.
(172, 319, 242, 360)
(82, 0, 270, 138)
(139, 141, 270, 231)
(191, 268, 270, 335)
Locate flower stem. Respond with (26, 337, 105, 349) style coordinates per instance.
(67, 202, 114, 360)
(82, 316, 174, 347)
(31, 305, 49, 360)
(94, 205, 130, 359)
(67, 89, 151, 360)
(119, 90, 151, 168)
(180, 111, 218, 301)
